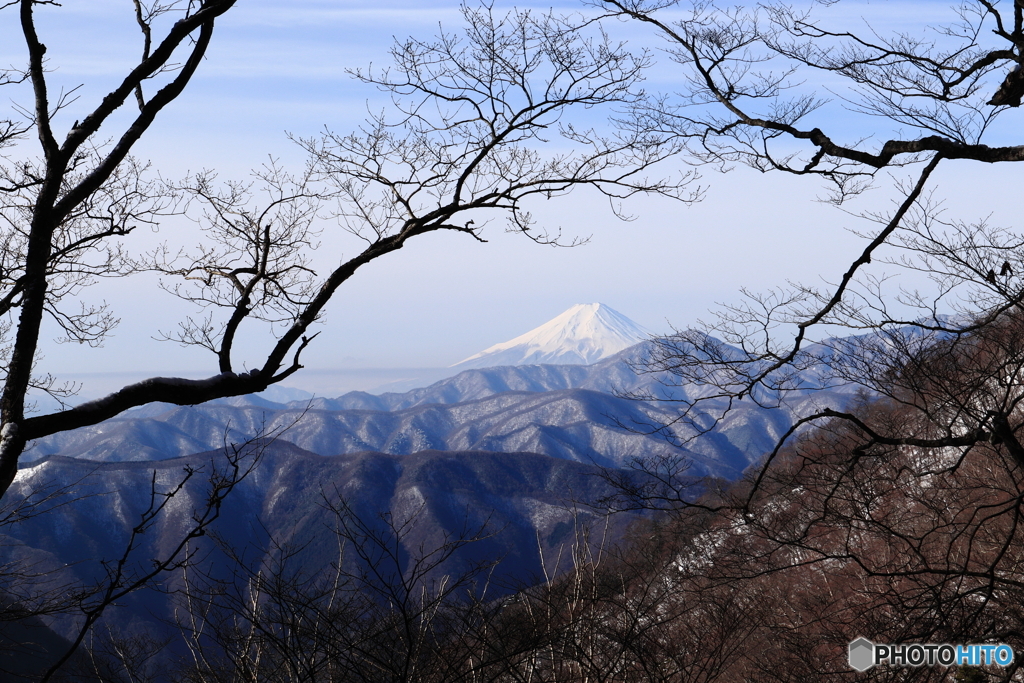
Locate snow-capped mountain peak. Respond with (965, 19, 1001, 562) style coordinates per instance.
(452, 303, 649, 368)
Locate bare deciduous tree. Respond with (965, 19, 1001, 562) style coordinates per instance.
(174, 495, 510, 683)
(588, 0, 1024, 419)
(0, 0, 242, 498)
(580, 1, 1024, 672)
(580, 0, 1024, 501)
(0, 2, 693, 501)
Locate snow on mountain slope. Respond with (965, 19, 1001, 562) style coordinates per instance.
(7, 446, 646, 653)
(452, 303, 649, 368)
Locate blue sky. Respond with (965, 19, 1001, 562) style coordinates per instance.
(5, 0, 1023, 397)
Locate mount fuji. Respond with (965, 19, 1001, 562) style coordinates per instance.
(452, 303, 649, 369)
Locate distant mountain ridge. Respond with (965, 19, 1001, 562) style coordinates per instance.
(19, 317, 884, 480)
(305, 339, 801, 413)
(21, 337, 854, 479)
(309, 342, 663, 412)
(22, 388, 729, 474)
(452, 303, 649, 368)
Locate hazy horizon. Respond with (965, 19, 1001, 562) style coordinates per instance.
(8, 0, 1022, 403)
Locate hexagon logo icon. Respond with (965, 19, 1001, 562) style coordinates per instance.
(849, 637, 875, 672)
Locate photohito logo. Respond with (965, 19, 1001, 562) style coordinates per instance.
(848, 638, 1015, 671)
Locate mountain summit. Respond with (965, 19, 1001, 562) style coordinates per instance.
(452, 303, 649, 368)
